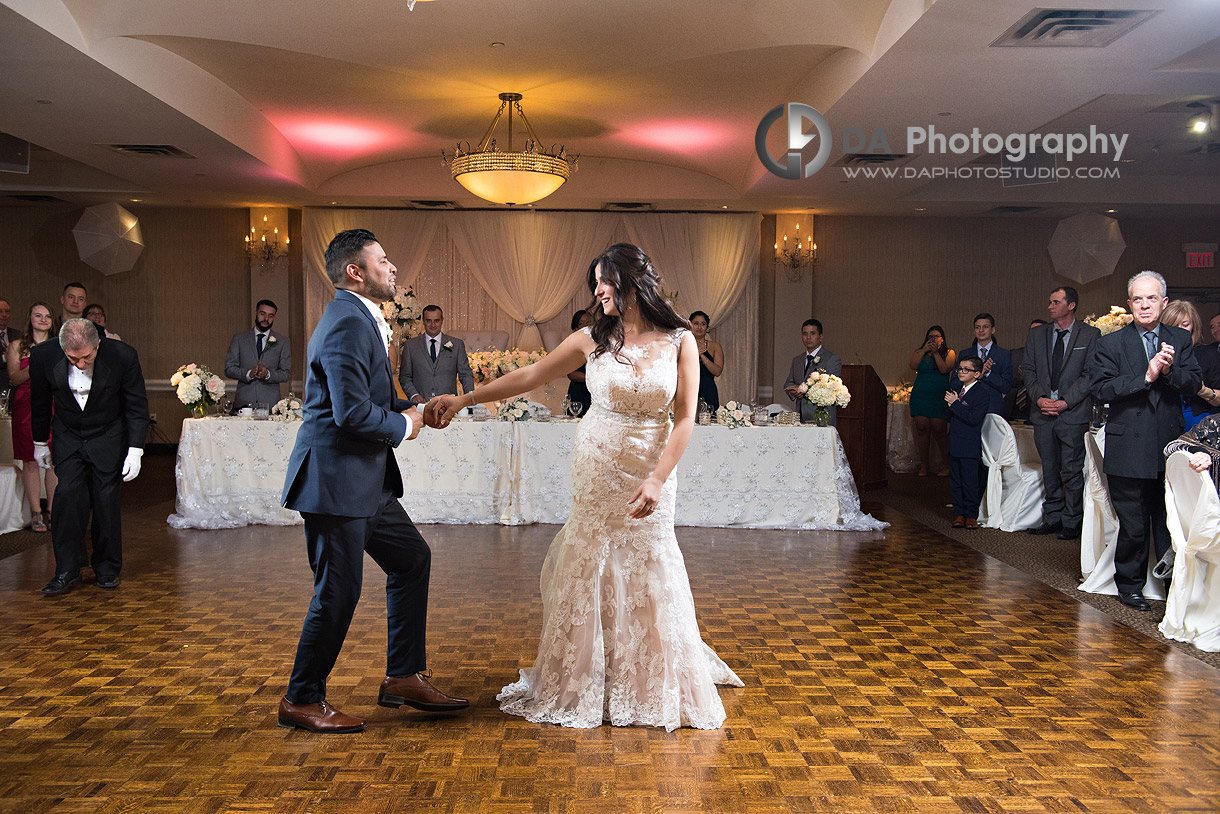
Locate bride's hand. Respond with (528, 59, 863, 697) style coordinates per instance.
(432, 394, 463, 426)
(628, 476, 663, 519)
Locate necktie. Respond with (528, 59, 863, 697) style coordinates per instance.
(257, 333, 265, 356)
(979, 346, 988, 364)
(1144, 331, 1157, 361)
(1050, 329, 1067, 390)
(430, 338, 438, 363)
(804, 354, 815, 375)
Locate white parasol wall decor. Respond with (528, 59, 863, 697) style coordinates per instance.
(1047, 212, 1126, 285)
(72, 202, 144, 275)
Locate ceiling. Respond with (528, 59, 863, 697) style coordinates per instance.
(0, 0, 1218, 216)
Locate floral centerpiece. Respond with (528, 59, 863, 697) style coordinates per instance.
(890, 382, 913, 403)
(380, 286, 423, 340)
(171, 363, 225, 418)
(1083, 305, 1133, 335)
(468, 349, 547, 385)
(715, 400, 753, 429)
(272, 395, 303, 421)
(798, 371, 851, 426)
(496, 396, 531, 422)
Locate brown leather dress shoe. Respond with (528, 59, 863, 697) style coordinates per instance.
(378, 673, 469, 712)
(952, 516, 965, 528)
(277, 698, 365, 733)
(964, 518, 979, 529)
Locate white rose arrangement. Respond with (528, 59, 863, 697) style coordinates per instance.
(715, 400, 753, 429)
(799, 372, 851, 409)
(496, 396, 532, 422)
(171, 363, 225, 416)
(469, 349, 547, 385)
(1083, 306, 1134, 336)
(272, 396, 303, 421)
(380, 286, 423, 339)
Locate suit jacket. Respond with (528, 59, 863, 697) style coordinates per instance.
(282, 290, 410, 518)
(225, 328, 292, 408)
(1188, 341, 1220, 417)
(1002, 345, 1025, 420)
(398, 332, 474, 401)
(0, 326, 19, 393)
(953, 342, 1011, 415)
(947, 382, 989, 458)
(28, 337, 149, 469)
(783, 348, 842, 426)
(1091, 322, 1201, 479)
(1022, 320, 1101, 426)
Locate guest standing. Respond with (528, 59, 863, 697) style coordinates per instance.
(1161, 300, 1220, 430)
(58, 282, 87, 325)
(783, 319, 842, 426)
(5, 302, 58, 533)
(225, 299, 292, 410)
(82, 303, 122, 342)
(953, 313, 1011, 415)
(29, 319, 149, 595)
(1022, 287, 1100, 540)
(398, 306, 474, 405)
(1002, 318, 1047, 420)
(565, 310, 593, 416)
(945, 358, 989, 529)
(689, 311, 722, 411)
(1091, 271, 1201, 612)
(908, 325, 955, 476)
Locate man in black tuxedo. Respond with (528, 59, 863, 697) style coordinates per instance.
(1023, 288, 1100, 540)
(29, 319, 149, 595)
(1091, 271, 1201, 612)
(277, 229, 467, 734)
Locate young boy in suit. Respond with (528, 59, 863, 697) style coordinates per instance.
(945, 358, 989, 529)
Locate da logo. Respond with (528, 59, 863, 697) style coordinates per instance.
(755, 103, 832, 180)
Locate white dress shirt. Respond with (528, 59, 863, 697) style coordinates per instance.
(351, 292, 393, 354)
(68, 364, 93, 409)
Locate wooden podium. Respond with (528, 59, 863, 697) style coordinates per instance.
(837, 365, 887, 491)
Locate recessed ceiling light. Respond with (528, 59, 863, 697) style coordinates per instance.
(130, 198, 141, 202)
(331, 201, 338, 205)
(721, 205, 728, 209)
(914, 207, 926, 211)
(490, 41, 505, 47)
(1106, 209, 1116, 213)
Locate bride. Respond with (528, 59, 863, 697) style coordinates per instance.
(431, 243, 742, 730)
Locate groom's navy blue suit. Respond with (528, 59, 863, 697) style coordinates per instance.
(282, 289, 428, 705)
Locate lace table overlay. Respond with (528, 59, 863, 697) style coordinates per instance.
(169, 419, 886, 532)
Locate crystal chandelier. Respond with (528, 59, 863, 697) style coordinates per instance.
(774, 222, 817, 282)
(443, 93, 577, 206)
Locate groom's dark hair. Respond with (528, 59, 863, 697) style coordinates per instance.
(325, 229, 379, 286)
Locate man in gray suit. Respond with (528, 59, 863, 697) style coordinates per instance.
(398, 305, 474, 405)
(782, 319, 843, 426)
(1091, 270, 1201, 612)
(1022, 287, 1100, 540)
(225, 299, 292, 409)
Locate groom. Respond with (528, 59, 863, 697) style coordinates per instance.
(278, 228, 468, 733)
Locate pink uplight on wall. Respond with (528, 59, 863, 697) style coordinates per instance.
(620, 121, 731, 154)
(274, 117, 401, 157)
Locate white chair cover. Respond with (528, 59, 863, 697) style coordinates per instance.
(1078, 426, 1165, 599)
(1160, 451, 1220, 651)
(979, 414, 1044, 532)
(451, 330, 509, 351)
(0, 463, 32, 534)
(765, 403, 785, 416)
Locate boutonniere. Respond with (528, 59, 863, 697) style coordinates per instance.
(443, 340, 454, 352)
(813, 355, 821, 365)
(265, 335, 277, 347)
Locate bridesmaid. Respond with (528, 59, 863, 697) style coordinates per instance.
(689, 311, 723, 411)
(5, 302, 58, 532)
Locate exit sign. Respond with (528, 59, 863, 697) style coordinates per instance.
(1187, 252, 1214, 268)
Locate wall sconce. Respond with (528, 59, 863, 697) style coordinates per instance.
(245, 215, 289, 264)
(774, 221, 817, 281)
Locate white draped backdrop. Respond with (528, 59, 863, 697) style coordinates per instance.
(302, 210, 760, 403)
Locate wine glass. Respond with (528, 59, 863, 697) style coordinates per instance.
(567, 400, 583, 418)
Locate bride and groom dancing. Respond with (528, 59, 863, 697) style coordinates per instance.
(276, 229, 741, 734)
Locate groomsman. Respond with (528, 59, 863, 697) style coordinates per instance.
(953, 313, 1011, 415)
(1091, 271, 1201, 612)
(398, 305, 474, 405)
(225, 299, 292, 409)
(783, 319, 843, 426)
(1023, 288, 1100, 540)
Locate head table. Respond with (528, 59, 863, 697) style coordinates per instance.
(168, 417, 886, 532)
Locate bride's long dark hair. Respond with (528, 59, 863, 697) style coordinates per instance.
(587, 243, 689, 362)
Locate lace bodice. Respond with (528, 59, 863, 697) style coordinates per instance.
(584, 328, 683, 420)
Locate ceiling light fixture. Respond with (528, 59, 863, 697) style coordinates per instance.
(404, 0, 437, 10)
(1187, 101, 1220, 135)
(443, 92, 577, 206)
(244, 215, 288, 264)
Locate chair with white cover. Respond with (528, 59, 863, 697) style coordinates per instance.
(1160, 450, 1220, 651)
(1077, 427, 1165, 599)
(979, 414, 1044, 532)
(765, 402, 786, 416)
(450, 330, 509, 351)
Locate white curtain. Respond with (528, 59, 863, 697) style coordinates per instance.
(301, 209, 443, 331)
(444, 211, 620, 349)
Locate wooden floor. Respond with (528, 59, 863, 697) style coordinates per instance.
(2, 465, 1219, 813)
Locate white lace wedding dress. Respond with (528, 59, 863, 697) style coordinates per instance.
(498, 328, 743, 731)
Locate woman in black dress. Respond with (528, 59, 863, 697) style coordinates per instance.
(690, 311, 723, 411)
(565, 310, 594, 416)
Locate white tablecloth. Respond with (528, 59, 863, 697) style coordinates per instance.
(0, 464, 30, 534)
(169, 418, 887, 532)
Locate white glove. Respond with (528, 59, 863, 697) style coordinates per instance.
(34, 443, 51, 470)
(121, 448, 144, 482)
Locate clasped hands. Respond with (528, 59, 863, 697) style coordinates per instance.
(399, 395, 464, 438)
(1146, 342, 1175, 383)
(249, 362, 271, 381)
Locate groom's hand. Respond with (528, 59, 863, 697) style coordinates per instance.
(422, 398, 444, 429)
(402, 407, 423, 440)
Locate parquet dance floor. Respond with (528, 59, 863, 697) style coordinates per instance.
(1, 467, 1219, 812)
